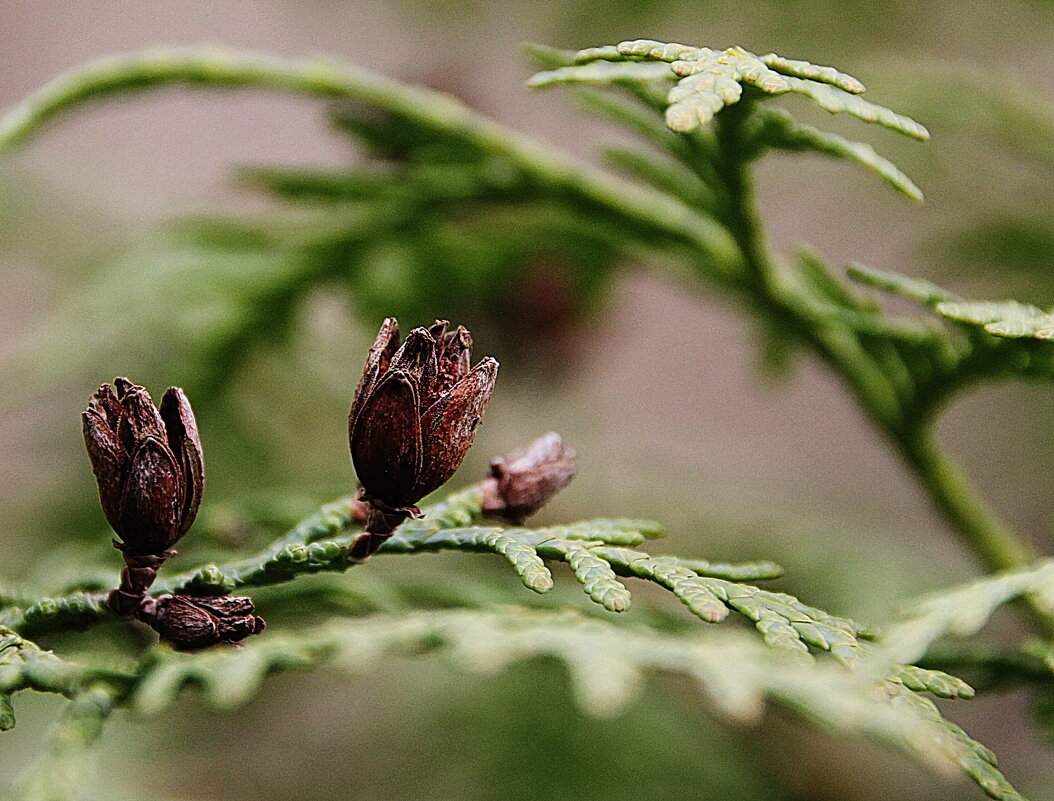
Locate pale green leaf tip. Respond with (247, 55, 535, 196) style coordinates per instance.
(525, 71, 554, 89)
(530, 574, 555, 593)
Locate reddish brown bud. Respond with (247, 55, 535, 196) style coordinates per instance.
(83, 378, 204, 556)
(348, 318, 498, 558)
(481, 433, 577, 522)
(142, 594, 265, 650)
(350, 319, 498, 513)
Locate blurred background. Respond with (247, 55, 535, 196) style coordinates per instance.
(1, 1, 1054, 799)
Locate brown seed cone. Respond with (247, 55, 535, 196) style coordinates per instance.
(138, 594, 266, 650)
(83, 378, 204, 557)
(349, 319, 498, 514)
(481, 433, 577, 522)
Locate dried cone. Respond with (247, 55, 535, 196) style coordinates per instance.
(141, 595, 266, 651)
(481, 433, 577, 522)
(349, 318, 498, 558)
(83, 378, 204, 616)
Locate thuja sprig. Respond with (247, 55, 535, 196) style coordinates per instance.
(531, 39, 928, 142)
(57, 610, 1018, 800)
(0, 462, 1028, 799)
(0, 42, 1049, 801)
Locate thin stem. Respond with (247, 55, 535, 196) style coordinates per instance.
(349, 505, 411, 560)
(894, 433, 1054, 637)
(898, 430, 1034, 572)
(107, 549, 170, 618)
(711, 98, 770, 290)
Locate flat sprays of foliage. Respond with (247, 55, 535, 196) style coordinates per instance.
(2, 38, 1054, 801)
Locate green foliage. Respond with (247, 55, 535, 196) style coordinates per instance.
(0, 629, 81, 713)
(0, 482, 1033, 801)
(847, 262, 1054, 385)
(755, 108, 923, 200)
(0, 46, 739, 403)
(936, 301, 1054, 340)
(1, 37, 1053, 801)
(12, 686, 115, 801)
(116, 607, 982, 769)
(533, 39, 927, 140)
(529, 39, 927, 201)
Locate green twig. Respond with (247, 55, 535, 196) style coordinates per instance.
(899, 431, 1034, 572)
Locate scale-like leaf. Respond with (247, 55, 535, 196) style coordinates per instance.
(878, 560, 1054, 665)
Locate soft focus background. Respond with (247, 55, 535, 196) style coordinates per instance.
(2, 2, 1054, 799)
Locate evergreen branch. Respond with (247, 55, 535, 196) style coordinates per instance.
(885, 683, 1025, 801)
(759, 52, 866, 94)
(10, 45, 1021, 593)
(0, 38, 1046, 801)
(580, 546, 863, 659)
(0, 627, 83, 708)
(778, 76, 929, 140)
(846, 263, 1054, 390)
(527, 60, 673, 87)
(847, 262, 961, 306)
(573, 88, 714, 163)
(794, 260, 1052, 588)
(159, 486, 488, 595)
(122, 608, 1019, 798)
(601, 146, 717, 210)
(898, 433, 1038, 578)
(536, 42, 1040, 594)
(580, 41, 867, 95)
(0, 46, 742, 277)
(6, 43, 1029, 590)
(891, 664, 976, 699)
(578, 42, 1043, 597)
(675, 557, 784, 581)
(560, 544, 633, 612)
(8, 486, 789, 645)
(7, 592, 108, 638)
(0, 627, 132, 735)
(578, 40, 702, 63)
